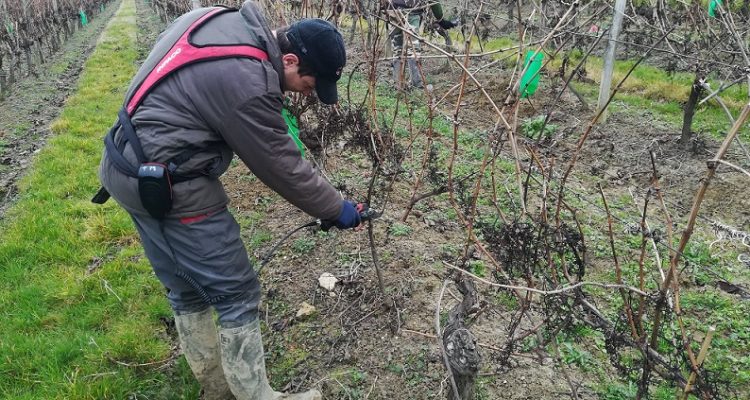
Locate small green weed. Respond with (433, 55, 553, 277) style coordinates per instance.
(389, 348, 432, 388)
(521, 115, 558, 139)
(492, 291, 518, 309)
(558, 341, 593, 370)
(266, 339, 309, 388)
(599, 381, 637, 400)
(292, 237, 316, 254)
(440, 243, 460, 258)
(389, 222, 412, 237)
(329, 368, 369, 399)
(249, 229, 273, 248)
(395, 127, 410, 138)
(11, 122, 30, 136)
(468, 260, 486, 277)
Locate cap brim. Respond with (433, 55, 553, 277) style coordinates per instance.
(316, 77, 338, 105)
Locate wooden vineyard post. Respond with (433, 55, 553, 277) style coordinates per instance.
(597, 0, 626, 123)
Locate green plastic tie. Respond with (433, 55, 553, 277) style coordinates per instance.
(282, 106, 305, 156)
(519, 50, 544, 98)
(79, 10, 88, 26)
(708, 0, 721, 18)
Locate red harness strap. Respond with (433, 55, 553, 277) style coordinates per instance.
(126, 8, 269, 115)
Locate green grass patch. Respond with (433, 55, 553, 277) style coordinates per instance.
(557, 51, 748, 139)
(0, 1, 198, 397)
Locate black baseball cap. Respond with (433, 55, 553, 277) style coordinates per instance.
(286, 19, 346, 104)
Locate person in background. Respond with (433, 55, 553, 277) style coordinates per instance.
(385, 0, 456, 88)
(94, 1, 361, 399)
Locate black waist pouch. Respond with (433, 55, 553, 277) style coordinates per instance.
(138, 163, 173, 219)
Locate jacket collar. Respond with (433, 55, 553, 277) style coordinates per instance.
(239, 1, 285, 90)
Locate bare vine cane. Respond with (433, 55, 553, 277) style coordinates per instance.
(549, 334, 581, 400)
(373, 6, 587, 220)
(371, 13, 513, 133)
(697, 79, 750, 160)
(526, 147, 560, 285)
(363, 163, 399, 334)
(401, 173, 478, 223)
(633, 186, 651, 336)
(401, 79, 439, 222)
(641, 153, 669, 284)
(680, 326, 716, 400)
(632, 185, 656, 395)
(444, 1, 498, 263)
(443, 261, 650, 297)
(598, 184, 639, 339)
(488, 144, 511, 226)
(714, 1, 750, 67)
(710, 158, 750, 180)
(445, 5, 474, 243)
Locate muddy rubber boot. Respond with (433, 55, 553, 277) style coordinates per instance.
(407, 58, 423, 89)
(219, 319, 322, 400)
(174, 308, 235, 400)
(392, 59, 404, 90)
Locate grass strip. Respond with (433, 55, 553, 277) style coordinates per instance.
(0, 0, 197, 398)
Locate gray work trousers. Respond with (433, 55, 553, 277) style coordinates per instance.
(130, 207, 261, 328)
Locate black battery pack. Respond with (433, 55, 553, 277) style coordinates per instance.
(138, 162, 173, 219)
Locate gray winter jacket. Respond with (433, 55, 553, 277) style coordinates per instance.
(98, 1, 342, 220)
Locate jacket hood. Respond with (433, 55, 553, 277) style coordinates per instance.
(240, 1, 284, 89)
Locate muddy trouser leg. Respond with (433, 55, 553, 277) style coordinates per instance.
(131, 208, 262, 399)
(388, 14, 406, 89)
(406, 12, 424, 88)
(392, 58, 404, 89)
(131, 209, 320, 400)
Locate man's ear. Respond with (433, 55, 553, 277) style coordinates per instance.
(281, 53, 300, 67)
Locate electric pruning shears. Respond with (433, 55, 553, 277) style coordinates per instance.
(317, 203, 381, 232)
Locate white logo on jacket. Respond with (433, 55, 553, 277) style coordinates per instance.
(157, 47, 182, 74)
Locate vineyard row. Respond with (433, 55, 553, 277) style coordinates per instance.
(0, 0, 113, 99)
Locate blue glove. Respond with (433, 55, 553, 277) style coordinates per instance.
(335, 200, 362, 229)
(321, 200, 362, 231)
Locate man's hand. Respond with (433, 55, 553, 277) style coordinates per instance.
(437, 18, 457, 30)
(320, 200, 362, 231)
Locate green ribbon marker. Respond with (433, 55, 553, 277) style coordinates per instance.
(708, 0, 721, 18)
(519, 50, 543, 98)
(282, 107, 305, 156)
(100, 4, 105, 12)
(79, 10, 88, 26)
(5, 23, 13, 35)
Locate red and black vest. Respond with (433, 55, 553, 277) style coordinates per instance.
(104, 7, 269, 182)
